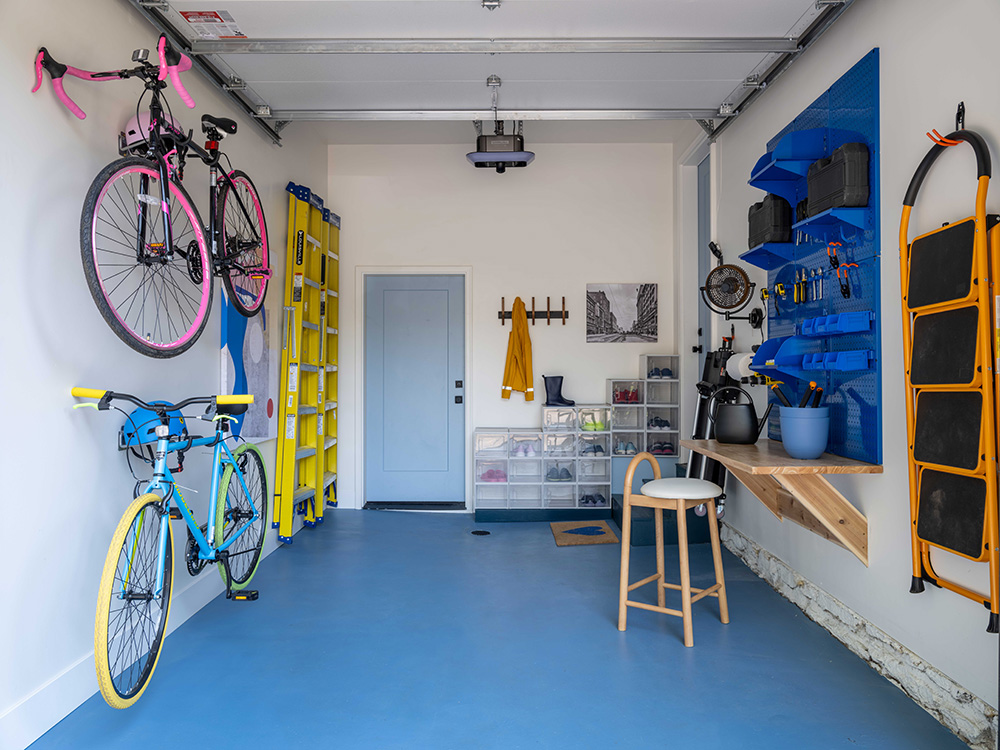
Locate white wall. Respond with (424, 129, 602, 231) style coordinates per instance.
(0, 2, 328, 747)
(326, 135, 696, 509)
(713, 0, 1000, 707)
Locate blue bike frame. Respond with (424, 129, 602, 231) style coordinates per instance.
(130, 418, 258, 598)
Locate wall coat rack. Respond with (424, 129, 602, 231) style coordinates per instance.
(498, 296, 569, 325)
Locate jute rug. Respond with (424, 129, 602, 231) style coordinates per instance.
(550, 520, 620, 547)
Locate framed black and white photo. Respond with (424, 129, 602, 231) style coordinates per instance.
(586, 283, 657, 343)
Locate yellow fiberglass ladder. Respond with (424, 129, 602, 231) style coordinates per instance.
(899, 127, 999, 632)
(274, 182, 340, 544)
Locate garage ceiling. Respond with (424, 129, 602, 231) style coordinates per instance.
(128, 0, 855, 143)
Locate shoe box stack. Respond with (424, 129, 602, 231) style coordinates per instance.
(607, 354, 680, 459)
(473, 405, 612, 511)
(473, 353, 680, 513)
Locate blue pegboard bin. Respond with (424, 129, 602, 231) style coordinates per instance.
(800, 311, 874, 337)
(748, 49, 881, 464)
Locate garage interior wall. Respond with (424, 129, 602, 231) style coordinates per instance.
(326, 131, 700, 509)
(0, 1, 329, 746)
(713, 0, 1000, 711)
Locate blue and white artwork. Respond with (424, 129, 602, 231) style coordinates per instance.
(221, 293, 278, 441)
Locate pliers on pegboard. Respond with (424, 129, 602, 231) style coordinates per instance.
(827, 241, 842, 269)
(837, 263, 859, 298)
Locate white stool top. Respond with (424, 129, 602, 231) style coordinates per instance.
(640, 478, 723, 500)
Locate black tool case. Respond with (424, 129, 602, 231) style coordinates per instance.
(748, 194, 792, 248)
(807, 142, 869, 216)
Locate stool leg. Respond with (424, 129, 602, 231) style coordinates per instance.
(618, 498, 633, 631)
(707, 499, 730, 625)
(676, 498, 694, 647)
(655, 507, 665, 608)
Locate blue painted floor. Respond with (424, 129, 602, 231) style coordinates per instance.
(31, 511, 967, 749)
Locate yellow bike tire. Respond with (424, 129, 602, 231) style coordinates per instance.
(94, 493, 174, 708)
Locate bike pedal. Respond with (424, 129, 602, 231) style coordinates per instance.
(169, 508, 183, 520)
(232, 590, 258, 601)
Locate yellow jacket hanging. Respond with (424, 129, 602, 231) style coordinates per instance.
(502, 297, 534, 401)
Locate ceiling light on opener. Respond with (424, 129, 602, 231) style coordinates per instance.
(466, 75, 535, 173)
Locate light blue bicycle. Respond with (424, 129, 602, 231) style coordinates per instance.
(72, 387, 268, 708)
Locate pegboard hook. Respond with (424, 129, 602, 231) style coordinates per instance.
(926, 128, 961, 147)
(956, 101, 965, 131)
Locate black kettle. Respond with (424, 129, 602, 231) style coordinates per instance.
(707, 386, 772, 445)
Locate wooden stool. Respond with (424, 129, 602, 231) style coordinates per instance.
(617, 452, 729, 646)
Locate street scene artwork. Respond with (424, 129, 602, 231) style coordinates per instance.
(586, 283, 658, 343)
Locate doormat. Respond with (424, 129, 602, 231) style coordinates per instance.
(550, 520, 620, 547)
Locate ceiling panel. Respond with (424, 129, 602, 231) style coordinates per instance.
(164, 0, 821, 39)
(222, 52, 767, 83)
(252, 78, 741, 110)
(128, 0, 852, 139)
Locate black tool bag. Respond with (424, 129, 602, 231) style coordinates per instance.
(748, 194, 792, 248)
(806, 142, 869, 216)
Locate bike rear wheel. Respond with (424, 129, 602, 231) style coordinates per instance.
(94, 494, 174, 708)
(81, 157, 213, 358)
(218, 169, 269, 317)
(215, 443, 269, 588)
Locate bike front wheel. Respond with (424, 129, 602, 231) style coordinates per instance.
(81, 157, 214, 358)
(218, 170, 269, 317)
(95, 494, 174, 708)
(216, 443, 269, 588)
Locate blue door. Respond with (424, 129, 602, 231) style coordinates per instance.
(365, 275, 465, 507)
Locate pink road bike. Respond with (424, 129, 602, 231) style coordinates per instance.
(34, 34, 270, 358)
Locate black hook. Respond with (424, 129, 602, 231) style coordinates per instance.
(956, 101, 965, 131)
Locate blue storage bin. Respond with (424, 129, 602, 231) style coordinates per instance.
(800, 311, 874, 337)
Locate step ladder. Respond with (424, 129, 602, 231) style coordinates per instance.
(273, 182, 340, 544)
(899, 128, 999, 632)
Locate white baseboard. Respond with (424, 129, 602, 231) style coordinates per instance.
(721, 524, 998, 750)
(0, 531, 290, 750)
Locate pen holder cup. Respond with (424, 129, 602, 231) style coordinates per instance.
(779, 406, 829, 460)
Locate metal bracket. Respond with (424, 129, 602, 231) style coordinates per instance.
(696, 119, 716, 136)
(138, 0, 170, 9)
(223, 77, 247, 92)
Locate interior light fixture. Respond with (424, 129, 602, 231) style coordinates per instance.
(482, 0, 501, 9)
(466, 75, 535, 173)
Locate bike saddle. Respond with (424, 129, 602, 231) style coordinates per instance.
(201, 114, 237, 136)
(216, 402, 249, 416)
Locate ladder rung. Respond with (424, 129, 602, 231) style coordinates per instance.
(325, 401, 338, 411)
(325, 437, 338, 449)
(303, 321, 319, 331)
(293, 486, 316, 503)
(324, 472, 337, 489)
(296, 447, 317, 460)
(304, 278, 320, 289)
(298, 406, 318, 415)
(327, 327, 338, 335)
(305, 233, 321, 247)
(329, 252, 339, 261)
(326, 364, 338, 372)
(329, 290, 339, 298)
(300, 364, 319, 372)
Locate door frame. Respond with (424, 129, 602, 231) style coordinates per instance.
(354, 266, 474, 511)
(676, 134, 711, 464)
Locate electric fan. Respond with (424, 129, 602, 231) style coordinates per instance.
(699, 242, 763, 329)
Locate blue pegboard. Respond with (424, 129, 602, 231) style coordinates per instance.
(746, 50, 881, 464)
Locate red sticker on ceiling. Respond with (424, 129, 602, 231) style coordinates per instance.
(179, 10, 247, 39)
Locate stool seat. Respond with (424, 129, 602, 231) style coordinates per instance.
(618, 452, 729, 647)
(641, 478, 722, 500)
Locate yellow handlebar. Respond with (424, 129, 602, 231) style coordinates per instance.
(71, 387, 107, 399)
(217, 394, 254, 405)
